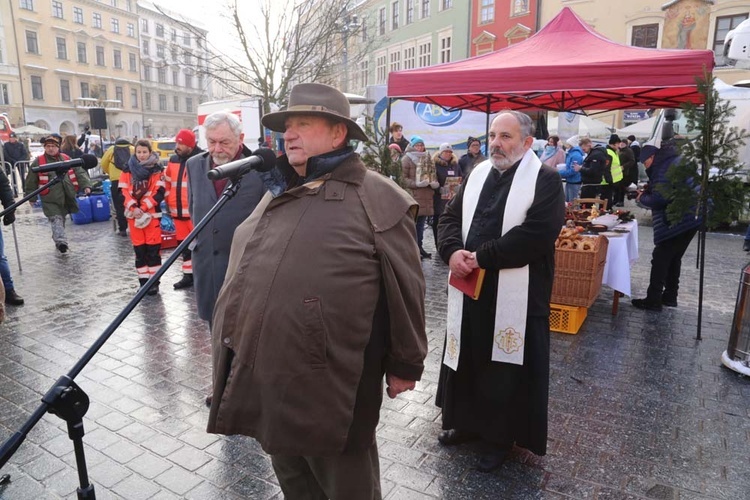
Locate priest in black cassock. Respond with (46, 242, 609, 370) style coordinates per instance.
(435, 110, 565, 472)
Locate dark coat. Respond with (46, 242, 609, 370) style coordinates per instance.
(458, 152, 487, 178)
(638, 146, 701, 245)
(618, 146, 637, 185)
(3, 141, 28, 165)
(579, 146, 612, 185)
(433, 153, 461, 217)
(436, 160, 565, 455)
(388, 135, 409, 153)
(187, 145, 266, 322)
(207, 153, 427, 456)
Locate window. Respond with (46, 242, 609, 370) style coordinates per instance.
(142, 40, 149, 55)
(392, 1, 399, 30)
(80, 82, 89, 98)
(480, 0, 493, 24)
(359, 60, 369, 88)
(183, 51, 192, 65)
(126, 0, 132, 12)
(376, 55, 386, 84)
(171, 28, 177, 42)
(31, 76, 43, 99)
(99, 84, 107, 100)
(421, 0, 430, 18)
(158, 94, 167, 111)
(113, 49, 122, 68)
(60, 79, 70, 102)
(127, 23, 134, 37)
(130, 88, 138, 108)
(186, 97, 193, 113)
(439, 35, 451, 63)
(172, 70, 179, 85)
(143, 64, 151, 81)
(403, 46, 415, 69)
(141, 19, 148, 34)
(0, 84, 9, 105)
(714, 14, 749, 66)
(115, 86, 123, 104)
(96, 46, 105, 66)
(406, 0, 414, 24)
(183, 32, 191, 45)
(77, 42, 87, 63)
(156, 44, 165, 58)
(171, 46, 178, 61)
(631, 24, 658, 48)
(158, 67, 166, 83)
(52, 0, 63, 18)
(156, 23, 164, 37)
(74, 7, 83, 23)
(389, 51, 401, 72)
(418, 41, 431, 67)
(184, 74, 192, 89)
(129, 53, 137, 71)
(20, 0, 33, 11)
(511, 0, 528, 16)
(25, 30, 39, 54)
(442, 0, 452, 9)
(145, 91, 151, 110)
(111, 18, 119, 33)
(93, 13, 102, 28)
(173, 95, 179, 112)
(378, 8, 386, 36)
(56, 37, 68, 59)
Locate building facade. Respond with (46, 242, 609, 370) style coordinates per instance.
(470, 0, 539, 56)
(13, 0, 143, 138)
(0, 1, 24, 128)
(137, 1, 210, 138)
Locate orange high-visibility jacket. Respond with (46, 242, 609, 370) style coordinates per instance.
(119, 169, 165, 215)
(164, 156, 190, 219)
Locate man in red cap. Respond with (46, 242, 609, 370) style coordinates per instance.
(164, 129, 203, 289)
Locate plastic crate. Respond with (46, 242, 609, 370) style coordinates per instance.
(550, 304, 587, 335)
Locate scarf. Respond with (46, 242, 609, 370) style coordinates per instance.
(125, 152, 161, 182)
(539, 145, 558, 163)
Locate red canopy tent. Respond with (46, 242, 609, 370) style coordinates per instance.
(386, 7, 715, 113)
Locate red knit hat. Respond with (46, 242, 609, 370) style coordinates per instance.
(175, 129, 196, 148)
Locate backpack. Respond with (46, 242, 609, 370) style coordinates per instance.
(113, 146, 131, 170)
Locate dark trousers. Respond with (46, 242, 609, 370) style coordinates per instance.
(613, 180, 626, 206)
(416, 215, 427, 249)
(271, 442, 381, 500)
(111, 180, 128, 232)
(599, 184, 614, 209)
(646, 228, 697, 303)
(580, 184, 601, 199)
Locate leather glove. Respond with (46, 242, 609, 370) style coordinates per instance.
(416, 180, 429, 188)
(429, 181, 440, 189)
(3, 211, 15, 226)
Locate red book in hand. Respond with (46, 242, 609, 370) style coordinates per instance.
(449, 268, 486, 300)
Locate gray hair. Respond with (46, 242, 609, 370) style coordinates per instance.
(496, 109, 535, 139)
(204, 110, 242, 137)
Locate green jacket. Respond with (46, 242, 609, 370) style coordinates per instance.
(25, 153, 92, 217)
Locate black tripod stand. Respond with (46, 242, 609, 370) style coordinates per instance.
(0, 174, 249, 499)
(0, 168, 73, 219)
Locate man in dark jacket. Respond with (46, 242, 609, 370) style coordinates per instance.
(632, 144, 700, 311)
(2, 132, 29, 196)
(0, 168, 23, 305)
(576, 137, 611, 200)
(616, 138, 637, 206)
(207, 83, 427, 499)
(458, 136, 487, 177)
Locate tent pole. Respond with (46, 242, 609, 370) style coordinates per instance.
(484, 97, 491, 153)
(385, 98, 392, 143)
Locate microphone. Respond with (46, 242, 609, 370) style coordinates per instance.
(31, 154, 99, 174)
(206, 148, 276, 181)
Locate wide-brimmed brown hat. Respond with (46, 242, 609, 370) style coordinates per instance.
(261, 83, 368, 142)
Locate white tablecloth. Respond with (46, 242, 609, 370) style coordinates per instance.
(601, 221, 639, 296)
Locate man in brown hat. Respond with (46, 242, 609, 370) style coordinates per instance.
(206, 82, 428, 499)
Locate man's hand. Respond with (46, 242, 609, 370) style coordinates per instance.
(448, 250, 478, 279)
(3, 211, 15, 226)
(386, 374, 415, 399)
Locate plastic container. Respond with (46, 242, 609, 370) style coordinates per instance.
(549, 304, 587, 334)
(102, 179, 112, 201)
(90, 194, 111, 222)
(72, 196, 93, 225)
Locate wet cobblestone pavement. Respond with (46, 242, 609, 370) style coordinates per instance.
(0, 199, 748, 499)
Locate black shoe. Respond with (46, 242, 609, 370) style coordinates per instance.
(438, 429, 479, 446)
(662, 297, 678, 307)
(477, 448, 509, 473)
(4, 289, 24, 306)
(205, 395, 212, 407)
(146, 283, 159, 296)
(173, 274, 194, 289)
(118, 230, 128, 237)
(419, 247, 432, 259)
(56, 243, 68, 253)
(631, 298, 662, 311)
(744, 240, 750, 252)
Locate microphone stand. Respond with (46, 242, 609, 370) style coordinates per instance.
(0, 168, 73, 219)
(0, 172, 248, 499)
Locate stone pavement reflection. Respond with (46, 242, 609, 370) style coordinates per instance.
(0, 200, 748, 499)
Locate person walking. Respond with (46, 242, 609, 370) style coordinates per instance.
(206, 82, 427, 500)
(25, 134, 92, 253)
(0, 168, 23, 305)
(119, 140, 165, 295)
(435, 110, 564, 473)
(402, 136, 439, 258)
(101, 139, 134, 236)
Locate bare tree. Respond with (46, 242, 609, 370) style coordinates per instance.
(158, 0, 376, 114)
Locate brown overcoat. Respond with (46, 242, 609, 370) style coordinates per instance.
(401, 150, 436, 216)
(206, 154, 428, 456)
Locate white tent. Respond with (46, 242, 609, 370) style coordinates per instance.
(616, 116, 657, 139)
(547, 115, 612, 138)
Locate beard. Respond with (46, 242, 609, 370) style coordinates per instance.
(211, 152, 233, 166)
(490, 144, 526, 170)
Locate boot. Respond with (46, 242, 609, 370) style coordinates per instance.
(744, 240, 750, 252)
(147, 282, 160, 296)
(173, 274, 194, 289)
(139, 278, 149, 290)
(4, 289, 24, 306)
(419, 247, 432, 259)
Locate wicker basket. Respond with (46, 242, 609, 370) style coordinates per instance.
(551, 236, 608, 307)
